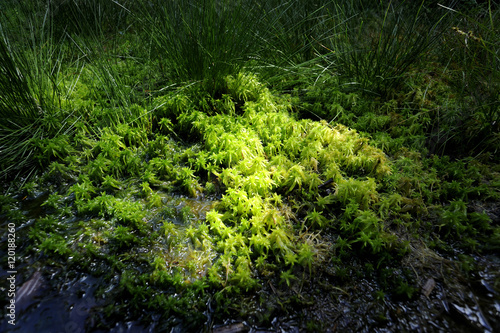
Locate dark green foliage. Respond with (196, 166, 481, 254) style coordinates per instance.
(46, 0, 135, 38)
(324, 0, 450, 96)
(140, 0, 263, 94)
(434, 2, 499, 157)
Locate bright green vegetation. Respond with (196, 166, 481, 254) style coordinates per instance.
(1, 0, 499, 331)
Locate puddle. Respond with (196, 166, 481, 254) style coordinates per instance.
(1, 269, 103, 333)
(166, 195, 216, 221)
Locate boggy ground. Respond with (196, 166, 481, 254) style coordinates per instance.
(1, 74, 499, 332)
(1, 1, 499, 331)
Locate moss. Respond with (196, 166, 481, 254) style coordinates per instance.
(3, 66, 499, 330)
(0, 1, 498, 330)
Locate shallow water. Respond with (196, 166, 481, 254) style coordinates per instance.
(1, 271, 101, 333)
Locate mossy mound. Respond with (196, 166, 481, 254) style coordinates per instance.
(2, 73, 499, 331)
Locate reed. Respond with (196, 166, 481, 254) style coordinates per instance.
(433, 1, 499, 157)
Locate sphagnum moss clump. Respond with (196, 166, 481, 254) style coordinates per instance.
(23, 71, 400, 320)
(162, 73, 398, 290)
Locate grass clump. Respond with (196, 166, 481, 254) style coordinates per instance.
(329, 1, 449, 96)
(139, 0, 262, 95)
(0, 11, 68, 181)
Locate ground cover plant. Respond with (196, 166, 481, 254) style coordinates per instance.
(1, 0, 499, 332)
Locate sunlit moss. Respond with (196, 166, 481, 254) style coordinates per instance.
(5, 59, 499, 331)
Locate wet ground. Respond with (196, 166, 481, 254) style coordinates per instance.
(4, 259, 499, 332)
(3, 246, 498, 332)
(1, 191, 499, 332)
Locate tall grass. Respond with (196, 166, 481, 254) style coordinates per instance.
(435, 1, 499, 157)
(254, 0, 335, 66)
(0, 0, 139, 183)
(45, 0, 136, 38)
(138, 0, 264, 95)
(0, 2, 73, 182)
(47, 0, 151, 128)
(0, 37, 42, 180)
(136, 0, 352, 95)
(325, 0, 450, 96)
